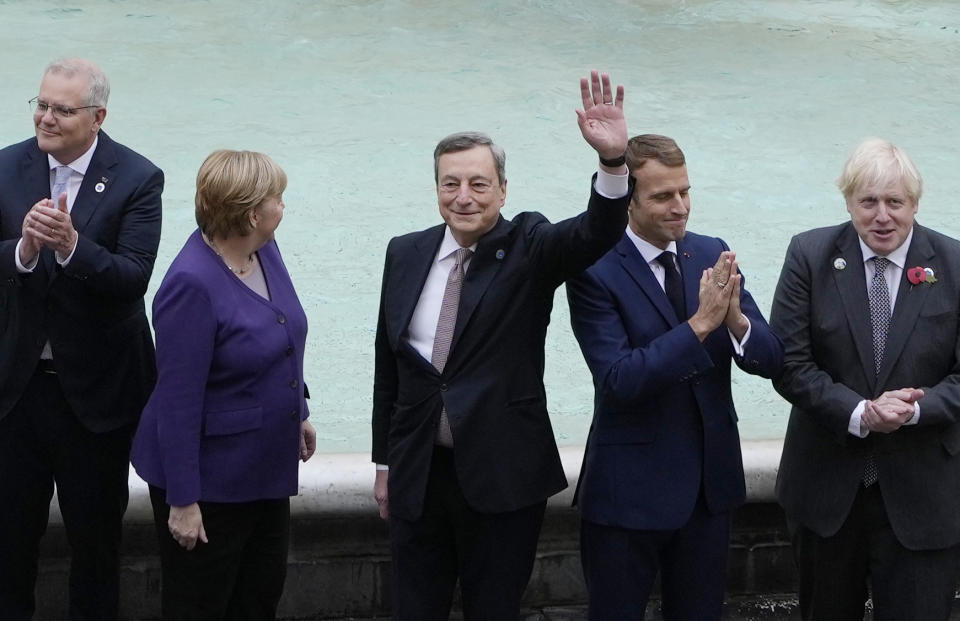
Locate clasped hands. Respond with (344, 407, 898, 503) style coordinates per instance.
(688, 250, 749, 342)
(862, 388, 923, 434)
(19, 192, 78, 267)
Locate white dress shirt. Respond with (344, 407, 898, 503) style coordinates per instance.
(406, 228, 478, 364)
(848, 228, 920, 437)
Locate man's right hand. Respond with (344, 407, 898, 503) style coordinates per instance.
(688, 252, 735, 341)
(18, 200, 47, 267)
(374, 469, 389, 521)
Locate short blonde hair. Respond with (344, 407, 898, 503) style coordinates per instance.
(195, 150, 287, 239)
(837, 138, 922, 204)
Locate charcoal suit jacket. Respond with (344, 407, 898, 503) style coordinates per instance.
(773, 222, 960, 550)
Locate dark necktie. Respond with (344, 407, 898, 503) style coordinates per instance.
(863, 256, 891, 487)
(431, 247, 472, 447)
(655, 251, 685, 320)
(869, 257, 891, 375)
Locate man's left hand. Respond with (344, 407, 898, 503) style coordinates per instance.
(25, 194, 78, 258)
(723, 257, 749, 340)
(576, 70, 627, 165)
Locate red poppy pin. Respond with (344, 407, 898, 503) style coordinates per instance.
(907, 266, 937, 285)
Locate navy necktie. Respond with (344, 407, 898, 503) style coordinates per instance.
(655, 251, 685, 320)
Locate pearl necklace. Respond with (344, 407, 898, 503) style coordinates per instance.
(207, 237, 253, 275)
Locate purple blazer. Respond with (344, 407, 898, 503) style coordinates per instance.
(132, 229, 309, 506)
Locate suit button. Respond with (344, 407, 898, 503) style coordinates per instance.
(290, 410, 298, 420)
(285, 346, 293, 356)
(290, 379, 299, 389)
(440, 384, 448, 391)
(277, 315, 286, 324)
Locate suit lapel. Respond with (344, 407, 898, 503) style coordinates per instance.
(616, 235, 678, 325)
(70, 132, 117, 234)
(877, 226, 935, 388)
(451, 216, 511, 350)
(832, 226, 877, 389)
(21, 142, 56, 283)
(388, 226, 444, 353)
(676, 239, 699, 322)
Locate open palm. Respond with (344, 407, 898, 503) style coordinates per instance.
(576, 70, 627, 159)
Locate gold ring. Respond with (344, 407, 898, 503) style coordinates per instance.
(716, 281, 726, 288)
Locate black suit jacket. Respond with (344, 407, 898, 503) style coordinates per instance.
(0, 132, 163, 432)
(372, 178, 630, 521)
(772, 222, 960, 550)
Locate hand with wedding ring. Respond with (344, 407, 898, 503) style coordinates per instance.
(22, 193, 79, 259)
(688, 251, 736, 342)
(722, 255, 750, 340)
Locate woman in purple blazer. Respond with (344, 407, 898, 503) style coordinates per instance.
(132, 150, 315, 620)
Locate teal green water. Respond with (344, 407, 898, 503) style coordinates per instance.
(3, 1, 960, 451)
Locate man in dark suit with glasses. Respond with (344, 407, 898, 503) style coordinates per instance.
(0, 58, 163, 620)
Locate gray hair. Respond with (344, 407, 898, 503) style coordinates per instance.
(837, 138, 923, 204)
(433, 131, 506, 186)
(44, 58, 110, 108)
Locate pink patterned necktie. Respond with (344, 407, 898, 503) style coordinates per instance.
(431, 247, 472, 447)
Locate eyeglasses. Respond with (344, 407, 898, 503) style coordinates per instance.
(29, 97, 99, 119)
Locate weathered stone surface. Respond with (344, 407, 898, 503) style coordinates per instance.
(36, 442, 804, 619)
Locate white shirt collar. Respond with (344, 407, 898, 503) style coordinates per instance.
(625, 224, 678, 265)
(857, 226, 913, 270)
(437, 226, 478, 262)
(48, 135, 99, 175)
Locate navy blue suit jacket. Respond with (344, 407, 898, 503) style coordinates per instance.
(567, 231, 782, 530)
(0, 132, 163, 432)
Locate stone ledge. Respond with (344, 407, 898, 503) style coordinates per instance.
(36, 439, 788, 620)
(47, 438, 785, 525)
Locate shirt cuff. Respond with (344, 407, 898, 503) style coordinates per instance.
(849, 401, 868, 438)
(14, 238, 38, 272)
(376, 464, 389, 471)
(904, 401, 920, 425)
(594, 168, 629, 199)
(727, 318, 752, 355)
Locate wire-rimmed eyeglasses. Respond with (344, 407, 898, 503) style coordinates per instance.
(29, 96, 99, 119)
